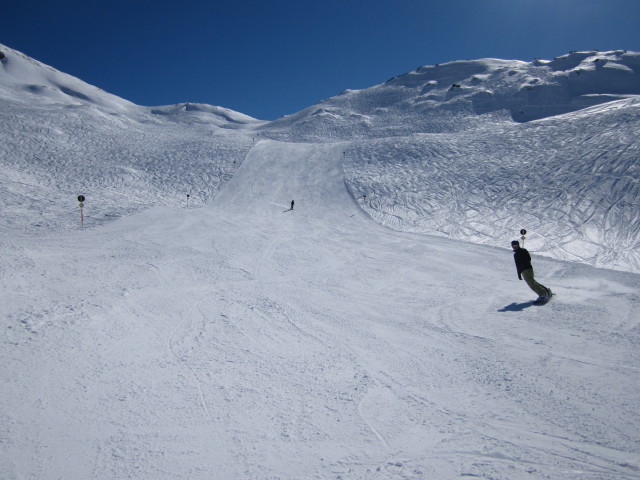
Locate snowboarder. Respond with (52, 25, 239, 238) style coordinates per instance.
(511, 240, 552, 302)
(290, 200, 295, 210)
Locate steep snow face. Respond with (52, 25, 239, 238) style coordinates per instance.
(0, 44, 135, 112)
(1, 45, 639, 272)
(344, 97, 640, 272)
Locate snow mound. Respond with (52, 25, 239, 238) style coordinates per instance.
(149, 103, 263, 128)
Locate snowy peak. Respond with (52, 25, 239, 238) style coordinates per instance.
(0, 43, 258, 124)
(543, 49, 639, 73)
(387, 50, 640, 121)
(0, 43, 134, 112)
(394, 50, 639, 87)
(384, 57, 519, 88)
(266, 50, 640, 137)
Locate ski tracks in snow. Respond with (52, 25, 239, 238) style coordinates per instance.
(2, 140, 640, 479)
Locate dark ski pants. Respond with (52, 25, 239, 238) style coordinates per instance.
(521, 269, 548, 297)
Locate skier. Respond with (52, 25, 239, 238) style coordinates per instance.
(511, 240, 552, 302)
(290, 200, 295, 210)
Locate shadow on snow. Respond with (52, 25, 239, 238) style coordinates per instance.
(497, 301, 535, 312)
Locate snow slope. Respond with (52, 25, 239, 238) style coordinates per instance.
(1, 45, 638, 272)
(261, 50, 640, 272)
(2, 139, 640, 479)
(344, 97, 640, 272)
(1, 45, 640, 479)
(0, 43, 260, 232)
(263, 50, 640, 137)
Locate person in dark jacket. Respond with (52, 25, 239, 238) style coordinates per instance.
(511, 240, 552, 301)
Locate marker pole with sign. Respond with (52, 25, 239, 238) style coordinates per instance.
(520, 228, 527, 247)
(78, 195, 85, 227)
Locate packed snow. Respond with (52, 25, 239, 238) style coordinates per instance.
(1, 44, 639, 479)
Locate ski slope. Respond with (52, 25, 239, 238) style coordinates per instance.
(1, 45, 639, 273)
(343, 97, 640, 272)
(3, 140, 640, 479)
(1, 44, 640, 479)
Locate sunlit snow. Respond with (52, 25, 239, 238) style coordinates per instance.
(1, 44, 639, 479)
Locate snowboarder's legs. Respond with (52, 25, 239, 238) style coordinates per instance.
(521, 269, 548, 298)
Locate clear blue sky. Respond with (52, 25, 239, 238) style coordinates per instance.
(3, 0, 640, 120)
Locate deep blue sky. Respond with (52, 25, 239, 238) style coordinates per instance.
(3, 0, 640, 120)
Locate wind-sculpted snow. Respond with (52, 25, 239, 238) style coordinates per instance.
(264, 50, 640, 137)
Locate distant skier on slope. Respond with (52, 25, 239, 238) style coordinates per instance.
(290, 200, 294, 210)
(511, 240, 552, 302)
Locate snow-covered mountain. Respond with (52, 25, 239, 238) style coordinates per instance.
(1, 44, 638, 271)
(265, 50, 640, 271)
(264, 50, 640, 136)
(2, 44, 640, 479)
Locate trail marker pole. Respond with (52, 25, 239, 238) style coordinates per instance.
(520, 228, 527, 247)
(78, 195, 85, 227)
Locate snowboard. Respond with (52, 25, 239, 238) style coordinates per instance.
(533, 291, 554, 305)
